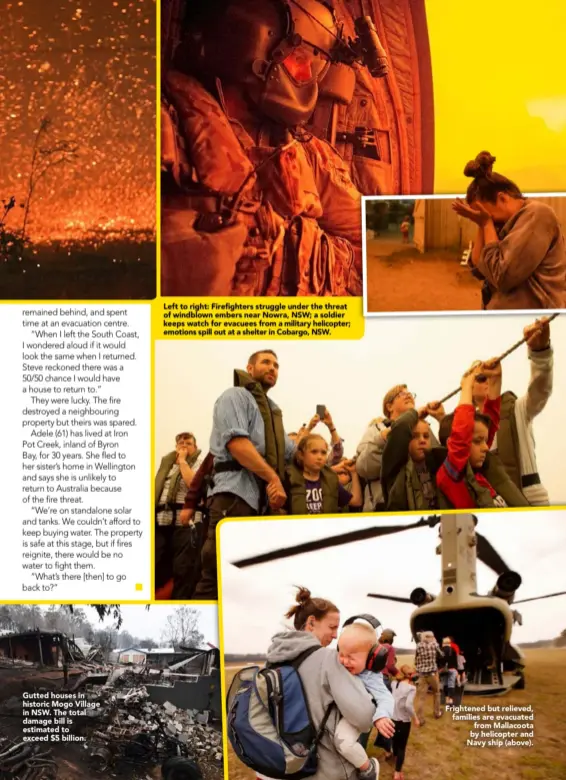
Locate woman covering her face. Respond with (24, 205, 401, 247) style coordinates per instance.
(453, 151, 566, 310)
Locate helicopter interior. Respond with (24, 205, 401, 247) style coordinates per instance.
(412, 606, 510, 686)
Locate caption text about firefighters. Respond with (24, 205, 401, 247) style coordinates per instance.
(159, 298, 364, 340)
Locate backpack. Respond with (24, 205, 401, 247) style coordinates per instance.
(226, 647, 334, 779)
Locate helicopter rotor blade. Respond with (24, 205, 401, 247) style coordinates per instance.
(475, 532, 509, 575)
(231, 515, 440, 569)
(367, 593, 413, 604)
(513, 590, 566, 605)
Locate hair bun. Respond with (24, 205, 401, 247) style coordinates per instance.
(295, 586, 312, 605)
(464, 151, 496, 179)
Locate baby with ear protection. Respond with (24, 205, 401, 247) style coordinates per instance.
(334, 623, 395, 780)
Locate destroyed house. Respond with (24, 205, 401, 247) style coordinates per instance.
(146, 646, 218, 674)
(113, 646, 217, 673)
(0, 629, 92, 667)
(114, 647, 152, 665)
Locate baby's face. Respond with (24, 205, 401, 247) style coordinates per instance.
(338, 634, 370, 675)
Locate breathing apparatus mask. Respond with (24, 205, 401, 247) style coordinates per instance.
(185, 0, 390, 128)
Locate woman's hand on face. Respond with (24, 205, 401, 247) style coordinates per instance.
(452, 198, 491, 226)
(374, 717, 395, 739)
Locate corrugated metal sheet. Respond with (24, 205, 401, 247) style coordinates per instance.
(413, 199, 425, 252)
(424, 199, 462, 250)
(420, 196, 566, 252)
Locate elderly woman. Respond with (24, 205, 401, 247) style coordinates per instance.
(453, 151, 566, 310)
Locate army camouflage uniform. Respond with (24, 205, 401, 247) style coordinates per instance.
(161, 72, 363, 298)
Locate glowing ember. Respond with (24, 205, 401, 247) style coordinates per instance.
(0, 0, 156, 244)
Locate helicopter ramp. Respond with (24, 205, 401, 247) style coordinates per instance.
(463, 674, 521, 696)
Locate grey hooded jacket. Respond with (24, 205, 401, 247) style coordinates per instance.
(355, 420, 388, 511)
(266, 631, 375, 780)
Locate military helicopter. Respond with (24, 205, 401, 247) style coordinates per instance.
(230, 512, 566, 696)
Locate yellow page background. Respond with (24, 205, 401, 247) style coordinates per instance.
(427, 0, 566, 192)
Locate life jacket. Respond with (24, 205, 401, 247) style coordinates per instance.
(155, 447, 202, 509)
(387, 447, 529, 511)
(232, 369, 287, 482)
(387, 452, 449, 512)
(188, 372, 288, 512)
(284, 462, 340, 515)
(494, 391, 522, 491)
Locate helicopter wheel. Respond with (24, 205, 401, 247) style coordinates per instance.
(514, 671, 525, 690)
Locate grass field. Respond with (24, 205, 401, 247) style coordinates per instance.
(224, 649, 566, 780)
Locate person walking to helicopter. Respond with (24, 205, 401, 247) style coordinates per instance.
(391, 665, 420, 780)
(439, 637, 458, 705)
(414, 631, 443, 724)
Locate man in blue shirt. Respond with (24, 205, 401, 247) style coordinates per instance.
(193, 349, 295, 599)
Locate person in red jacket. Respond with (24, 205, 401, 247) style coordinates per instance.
(449, 638, 461, 656)
(449, 637, 466, 685)
(379, 628, 400, 691)
(436, 359, 509, 508)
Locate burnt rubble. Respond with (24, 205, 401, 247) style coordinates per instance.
(0, 660, 222, 778)
(85, 683, 223, 767)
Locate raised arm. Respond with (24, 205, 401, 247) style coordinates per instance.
(475, 205, 559, 292)
(480, 358, 503, 447)
(323, 409, 344, 465)
(471, 224, 485, 266)
(519, 318, 554, 421)
(445, 369, 478, 474)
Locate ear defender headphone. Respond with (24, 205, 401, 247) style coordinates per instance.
(340, 614, 389, 673)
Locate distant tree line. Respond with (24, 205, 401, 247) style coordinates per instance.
(0, 605, 206, 660)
